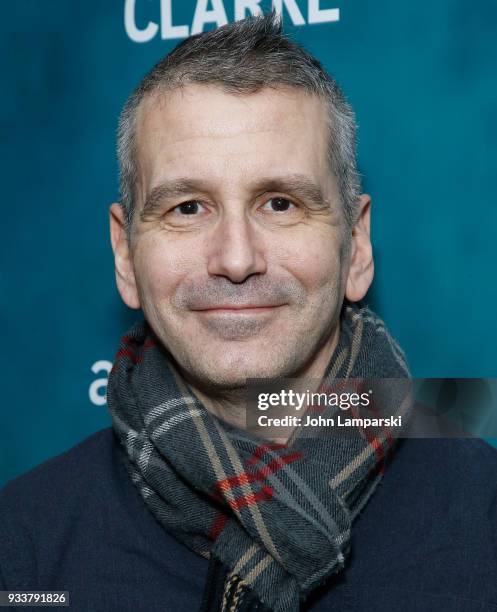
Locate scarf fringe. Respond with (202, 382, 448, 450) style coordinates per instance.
(201, 556, 271, 612)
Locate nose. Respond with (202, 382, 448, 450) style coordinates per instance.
(206, 208, 267, 282)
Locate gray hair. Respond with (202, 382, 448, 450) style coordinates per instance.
(117, 10, 362, 241)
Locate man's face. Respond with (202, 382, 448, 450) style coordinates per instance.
(111, 84, 369, 389)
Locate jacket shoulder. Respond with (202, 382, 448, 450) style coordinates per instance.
(0, 428, 116, 512)
(0, 428, 119, 588)
(397, 436, 497, 482)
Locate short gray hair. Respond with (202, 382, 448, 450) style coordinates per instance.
(117, 10, 362, 240)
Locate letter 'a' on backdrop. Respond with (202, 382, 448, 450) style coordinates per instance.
(1, 0, 496, 486)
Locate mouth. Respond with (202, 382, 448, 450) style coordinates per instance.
(189, 304, 288, 339)
(194, 304, 285, 314)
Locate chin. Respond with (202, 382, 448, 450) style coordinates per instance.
(185, 355, 292, 390)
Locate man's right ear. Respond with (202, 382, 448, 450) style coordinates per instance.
(109, 203, 141, 310)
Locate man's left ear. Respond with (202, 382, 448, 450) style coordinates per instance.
(345, 194, 374, 302)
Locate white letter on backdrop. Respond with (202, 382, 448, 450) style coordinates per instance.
(161, 0, 189, 39)
(124, 0, 159, 43)
(308, 0, 339, 24)
(191, 0, 229, 35)
(89, 360, 113, 406)
(272, 0, 305, 26)
(235, 0, 264, 20)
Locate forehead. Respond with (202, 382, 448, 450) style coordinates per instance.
(134, 84, 331, 192)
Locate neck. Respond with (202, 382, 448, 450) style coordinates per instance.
(184, 323, 341, 443)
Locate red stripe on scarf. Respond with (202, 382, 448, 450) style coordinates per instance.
(227, 485, 273, 511)
(245, 443, 287, 466)
(215, 452, 303, 493)
(208, 512, 229, 541)
(208, 446, 299, 540)
(121, 335, 157, 352)
(110, 335, 157, 374)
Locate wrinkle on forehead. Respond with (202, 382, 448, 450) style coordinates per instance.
(136, 83, 327, 144)
(133, 83, 332, 214)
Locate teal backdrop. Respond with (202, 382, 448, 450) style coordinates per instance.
(1, 0, 496, 486)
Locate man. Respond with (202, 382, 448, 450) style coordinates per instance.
(1, 11, 496, 612)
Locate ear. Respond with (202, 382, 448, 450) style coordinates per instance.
(345, 194, 374, 302)
(109, 203, 141, 309)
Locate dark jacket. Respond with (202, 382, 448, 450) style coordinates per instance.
(1, 428, 497, 611)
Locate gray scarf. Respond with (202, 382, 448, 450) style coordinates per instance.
(107, 300, 411, 611)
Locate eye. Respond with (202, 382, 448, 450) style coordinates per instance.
(171, 201, 205, 215)
(160, 200, 210, 230)
(261, 197, 296, 213)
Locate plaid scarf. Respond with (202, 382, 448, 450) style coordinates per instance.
(107, 300, 411, 611)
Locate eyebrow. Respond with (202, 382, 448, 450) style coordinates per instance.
(140, 178, 207, 221)
(139, 173, 331, 221)
(256, 175, 331, 210)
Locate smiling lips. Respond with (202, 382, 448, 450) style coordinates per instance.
(194, 304, 285, 314)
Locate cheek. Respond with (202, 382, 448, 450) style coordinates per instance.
(133, 236, 192, 301)
(305, 249, 341, 289)
(270, 230, 343, 292)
